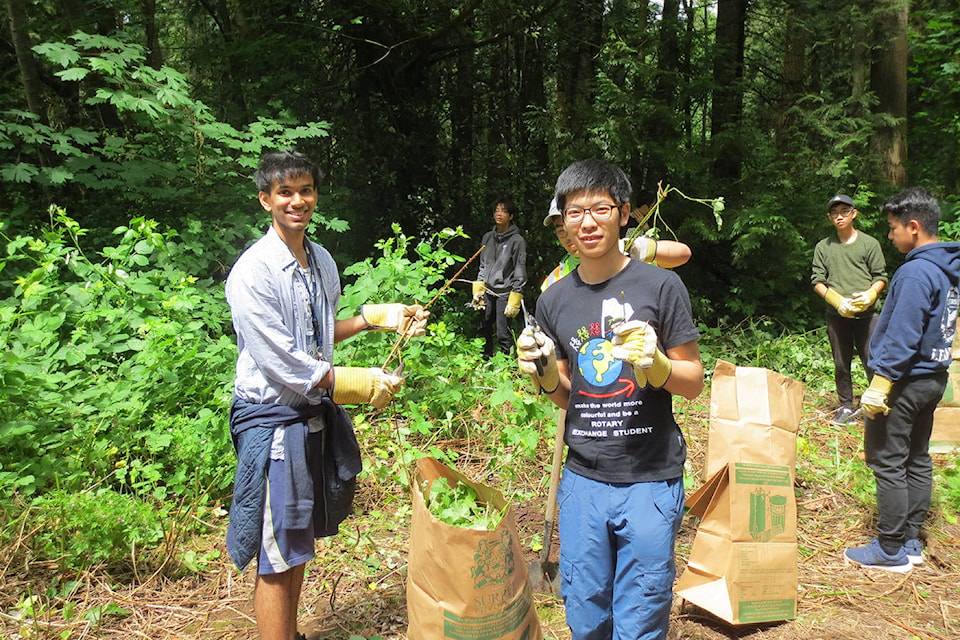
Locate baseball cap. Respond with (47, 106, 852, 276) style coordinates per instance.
(826, 194, 855, 210)
(542, 197, 562, 227)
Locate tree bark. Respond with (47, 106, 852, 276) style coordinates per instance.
(774, 4, 805, 155)
(6, 0, 46, 122)
(141, 0, 164, 69)
(710, 0, 749, 182)
(450, 46, 476, 225)
(555, 0, 604, 148)
(870, 0, 908, 186)
(645, 0, 681, 185)
(517, 32, 549, 209)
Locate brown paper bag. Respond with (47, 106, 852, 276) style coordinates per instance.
(930, 407, 960, 453)
(676, 462, 798, 625)
(703, 360, 803, 481)
(406, 457, 543, 640)
(952, 316, 960, 360)
(937, 361, 960, 407)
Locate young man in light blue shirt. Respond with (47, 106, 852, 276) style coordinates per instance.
(225, 150, 428, 640)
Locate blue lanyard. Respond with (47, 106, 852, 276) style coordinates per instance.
(296, 245, 323, 351)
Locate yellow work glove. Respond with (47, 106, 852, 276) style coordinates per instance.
(516, 326, 559, 394)
(861, 375, 893, 418)
(361, 303, 429, 337)
(610, 320, 672, 388)
(504, 291, 522, 318)
(332, 367, 403, 409)
(625, 236, 657, 263)
(824, 287, 857, 318)
(471, 281, 486, 310)
(849, 288, 879, 313)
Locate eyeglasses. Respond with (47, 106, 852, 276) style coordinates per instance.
(563, 203, 621, 223)
(828, 209, 855, 219)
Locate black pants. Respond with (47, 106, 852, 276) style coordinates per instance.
(864, 372, 947, 550)
(479, 291, 515, 358)
(825, 313, 877, 408)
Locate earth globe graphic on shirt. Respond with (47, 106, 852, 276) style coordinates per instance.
(578, 337, 624, 387)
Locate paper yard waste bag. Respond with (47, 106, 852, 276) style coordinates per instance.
(931, 407, 960, 453)
(937, 360, 960, 407)
(929, 361, 960, 452)
(677, 462, 798, 625)
(406, 457, 543, 640)
(703, 360, 803, 481)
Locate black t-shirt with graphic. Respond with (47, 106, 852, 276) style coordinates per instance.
(536, 259, 699, 483)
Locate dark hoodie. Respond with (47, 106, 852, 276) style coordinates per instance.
(868, 241, 960, 380)
(477, 223, 527, 294)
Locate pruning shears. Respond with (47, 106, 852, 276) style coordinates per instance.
(521, 299, 548, 376)
(391, 361, 410, 380)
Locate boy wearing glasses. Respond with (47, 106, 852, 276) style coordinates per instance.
(812, 194, 888, 425)
(540, 196, 691, 292)
(517, 159, 703, 639)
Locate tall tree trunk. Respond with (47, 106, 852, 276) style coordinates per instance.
(646, 0, 681, 185)
(851, 16, 870, 98)
(7, 0, 46, 122)
(141, 0, 164, 68)
(517, 32, 549, 209)
(486, 33, 513, 187)
(774, 4, 805, 155)
(555, 0, 604, 148)
(60, 0, 85, 28)
(710, 0, 749, 182)
(870, 0, 908, 187)
(450, 47, 476, 225)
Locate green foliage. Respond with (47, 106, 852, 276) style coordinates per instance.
(0, 206, 236, 501)
(796, 424, 875, 506)
(909, 5, 960, 193)
(422, 476, 506, 530)
(938, 199, 960, 241)
(697, 317, 837, 388)
(338, 224, 467, 320)
(29, 488, 164, 571)
(936, 462, 960, 517)
(11, 577, 131, 637)
(0, 212, 557, 574)
(2, 31, 333, 232)
(337, 225, 556, 492)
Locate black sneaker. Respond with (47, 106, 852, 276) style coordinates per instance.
(830, 406, 856, 425)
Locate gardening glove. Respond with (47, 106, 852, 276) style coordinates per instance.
(860, 375, 893, 419)
(361, 303, 429, 337)
(471, 280, 486, 311)
(516, 326, 559, 394)
(610, 320, 672, 388)
(849, 288, 879, 313)
(624, 236, 658, 263)
(824, 287, 856, 318)
(504, 291, 522, 318)
(332, 367, 403, 409)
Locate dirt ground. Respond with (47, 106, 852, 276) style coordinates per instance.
(4, 392, 960, 639)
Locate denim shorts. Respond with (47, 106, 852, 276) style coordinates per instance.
(557, 470, 684, 640)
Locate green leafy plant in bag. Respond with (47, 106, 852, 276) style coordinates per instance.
(422, 477, 505, 531)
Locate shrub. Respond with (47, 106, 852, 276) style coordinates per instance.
(28, 488, 164, 572)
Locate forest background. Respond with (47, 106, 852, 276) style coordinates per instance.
(4, 0, 960, 638)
